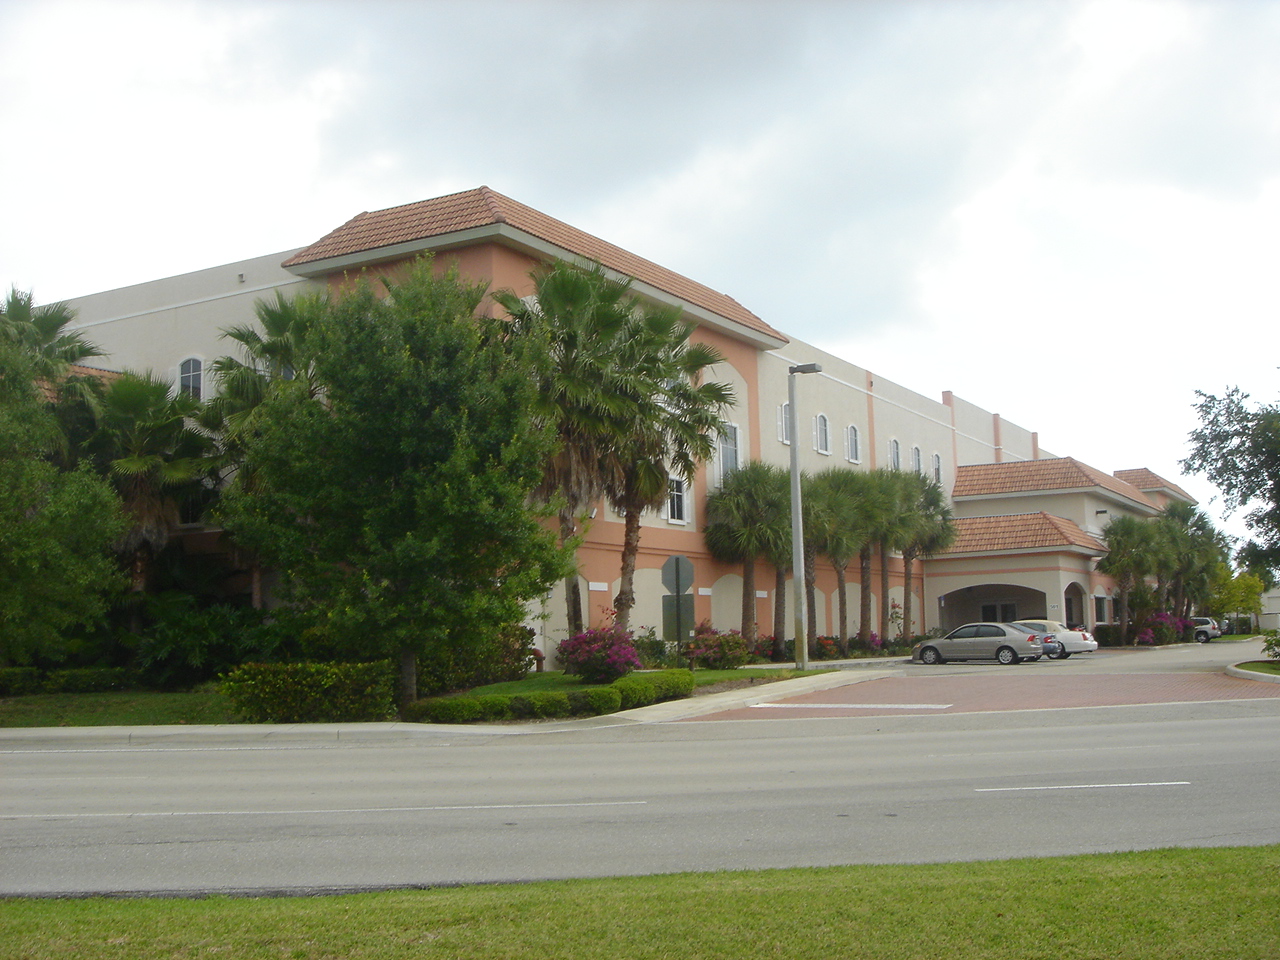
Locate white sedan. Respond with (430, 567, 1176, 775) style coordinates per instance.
(1012, 620, 1098, 659)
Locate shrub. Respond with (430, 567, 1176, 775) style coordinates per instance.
(557, 625, 642, 683)
(649, 669, 695, 701)
(221, 661, 395, 723)
(0, 666, 42, 696)
(1263, 631, 1279, 660)
(632, 626, 681, 668)
(406, 697, 481, 724)
(568, 687, 622, 716)
(685, 623, 752, 669)
(611, 675, 656, 710)
(43, 667, 133, 693)
(132, 593, 284, 690)
(1093, 623, 1120, 646)
(474, 694, 514, 721)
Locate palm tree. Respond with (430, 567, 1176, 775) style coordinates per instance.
(807, 468, 886, 653)
(870, 469, 913, 645)
(604, 302, 734, 631)
(1154, 502, 1228, 622)
(493, 261, 649, 635)
(0, 288, 105, 382)
(704, 461, 790, 646)
(91, 372, 217, 596)
(1098, 514, 1159, 643)
(896, 473, 955, 641)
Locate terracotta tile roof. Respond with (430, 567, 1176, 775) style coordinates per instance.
(1112, 468, 1196, 505)
(940, 513, 1107, 556)
(283, 186, 785, 343)
(952, 457, 1154, 508)
(37, 364, 121, 402)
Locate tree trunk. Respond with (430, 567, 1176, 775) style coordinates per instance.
(858, 545, 873, 647)
(834, 563, 849, 656)
(1118, 588, 1130, 644)
(878, 541, 891, 644)
(612, 503, 643, 631)
(398, 647, 417, 708)
(772, 567, 787, 661)
(804, 543, 818, 647)
(900, 549, 916, 642)
(560, 511, 584, 635)
(740, 557, 757, 644)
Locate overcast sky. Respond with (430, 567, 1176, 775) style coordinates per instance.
(3, 0, 1277, 544)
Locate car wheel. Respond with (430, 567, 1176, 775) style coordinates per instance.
(996, 646, 1018, 665)
(1059, 651, 1072, 659)
(1046, 643, 1064, 660)
(920, 646, 942, 665)
(1196, 632, 1208, 642)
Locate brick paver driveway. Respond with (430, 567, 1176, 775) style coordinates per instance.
(686, 645, 1280, 721)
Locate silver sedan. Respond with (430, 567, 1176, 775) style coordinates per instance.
(912, 623, 1048, 665)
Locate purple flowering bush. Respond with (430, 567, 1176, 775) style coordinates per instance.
(556, 625, 642, 683)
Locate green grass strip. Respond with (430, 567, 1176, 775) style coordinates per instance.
(2, 846, 1277, 959)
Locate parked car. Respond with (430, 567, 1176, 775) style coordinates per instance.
(912, 623, 1047, 665)
(1190, 617, 1221, 643)
(1012, 619, 1098, 659)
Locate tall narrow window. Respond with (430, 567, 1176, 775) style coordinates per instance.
(932, 453, 942, 483)
(889, 439, 901, 470)
(846, 424, 860, 463)
(911, 445, 922, 473)
(667, 477, 686, 523)
(179, 358, 202, 400)
(777, 403, 791, 444)
(718, 423, 740, 483)
(814, 414, 830, 454)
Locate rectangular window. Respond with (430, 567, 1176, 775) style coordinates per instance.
(1095, 596, 1107, 623)
(777, 403, 790, 444)
(667, 478, 686, 523)
(719, 423, 739, 483)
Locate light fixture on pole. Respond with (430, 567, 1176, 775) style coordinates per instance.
(788, 362, 822, 670)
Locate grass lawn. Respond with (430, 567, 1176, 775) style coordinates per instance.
(466, 667, 821, 697)
(1235, 660, 1280, 677)
(0, 689, 239, 728)
(1, 846, 1277, 959)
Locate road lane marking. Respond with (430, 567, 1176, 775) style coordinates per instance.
(976, 782, 1190, 792)
(0, 800, 647, 821)
(750, 703, 953, 710)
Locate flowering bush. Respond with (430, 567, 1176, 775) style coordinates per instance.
(1143, 612, 1193, 645)
(1263, 630, 1279, 660)
(685, 621, 754, 669)
(556, 625, 642, 683)
(1135, 628, 1155, 645)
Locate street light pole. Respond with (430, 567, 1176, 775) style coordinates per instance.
(788, 362, 821, 670)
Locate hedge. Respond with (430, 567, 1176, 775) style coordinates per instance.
(406, 670, 693, 724)
(42, 667, 134, 694)
(221, 661, 396, 723)
(0, 666, 42, 696)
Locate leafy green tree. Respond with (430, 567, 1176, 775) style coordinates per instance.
(1152, 502, 1227, 621)
(705, 461, 790, 646)
(492, 262, 646, 635)
(602, 303, 733, 631)
(0, 336, 126, 664)
(897, 473, 955, 641)
(218, 263, 569, 703)
(1184, 387, 1280, 567)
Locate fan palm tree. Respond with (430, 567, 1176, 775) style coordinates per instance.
(493, 261, 649, 635)
(896, 473, 955, 641)
(1098, 514, 1159, 642)
(0, 287, 105, 382)
(854, 469, 901, 647)
(704, 461, 790, 645)
(604, 303, 734, 631)
(91, 372, 217, 596)
(807, 468, 885, 653)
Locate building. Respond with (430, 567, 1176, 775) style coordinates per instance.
(63, 186, 1194, 652)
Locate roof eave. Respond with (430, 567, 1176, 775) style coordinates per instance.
(282, 222, 788, 351)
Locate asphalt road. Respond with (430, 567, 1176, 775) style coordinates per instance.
(3, 642, 1278, 896)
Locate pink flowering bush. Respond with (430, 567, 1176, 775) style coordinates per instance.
(556, 625, 642, 683)
(685, 622, 753, 669)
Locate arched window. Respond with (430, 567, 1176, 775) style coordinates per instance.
(179, 358, 203, 400)
(932, 453, 943, 483)
(846, 424, 860, 463)
(718, 422, 740, 484)
(912, 445, 922, 473)
(889, 439, 901, 470)
(814, 414, 830, 454)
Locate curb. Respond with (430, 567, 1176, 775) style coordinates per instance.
(1226, 662, 1280, 684)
